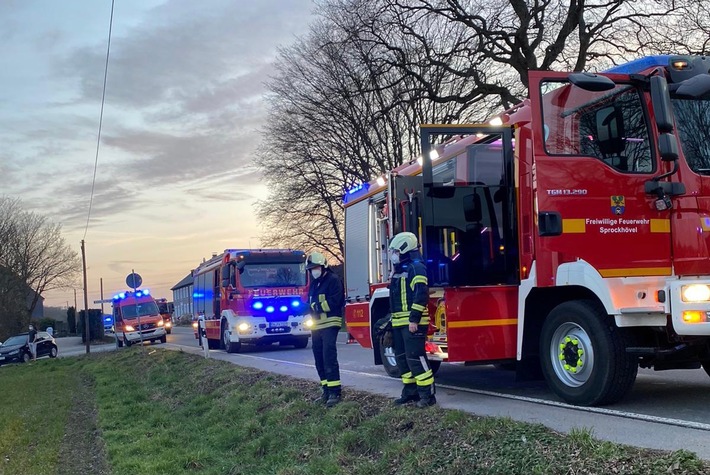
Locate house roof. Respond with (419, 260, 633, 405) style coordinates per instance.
(170, 273, 193, 291)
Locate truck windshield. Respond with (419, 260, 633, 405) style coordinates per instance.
(671, 97, 710, 174)
(121, 301, 160, 318)
(240, 263, 307, 287)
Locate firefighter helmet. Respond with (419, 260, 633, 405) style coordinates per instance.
(306, 251, 328, 269)
(389, 232, 418, 254)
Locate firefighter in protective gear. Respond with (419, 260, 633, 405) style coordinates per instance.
(388, 232, 435, 408)
(307, 251, 345, 407)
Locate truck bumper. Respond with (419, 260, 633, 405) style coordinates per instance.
(124, 327, 167, 343)
(223, 316, 312, 344)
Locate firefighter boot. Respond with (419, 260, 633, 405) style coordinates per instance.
(393, 384, 420, 405)
(326, 389, 342, 407)
(415, 385, 436, 409)
(315, 386, 329, 404)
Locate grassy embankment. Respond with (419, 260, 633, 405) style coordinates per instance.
(0, 349, 708, 475)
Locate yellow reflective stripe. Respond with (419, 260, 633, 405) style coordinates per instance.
(392, 312, 409, 318)
(321, 380, 327, 386)
(326, 380, 341, 387)
(401, 372, 415, 384)
(415, 370, 433, 382)
(416, 376, 434, 387)
(411, 303, 426, 312)
(410, 275, 427, 290)
(320, 300, 331, 312)
(400, 277, 408, 312)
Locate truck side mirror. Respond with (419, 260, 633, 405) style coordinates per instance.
(650, 76, 674, 134)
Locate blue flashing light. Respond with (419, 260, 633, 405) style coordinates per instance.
(143, 289, 150, 295)
(279, 305, 288, 312)
(604, 55, 671, 74)
(343, 182, 371, 204)
(104, 316, 112, 322)
(291, 300, 301, 308)
(113, 294, 119, 300)
(119, 292, 126, 299)
(253, 301, 264, 310)
(266, 306, 275, 313)
(136, 291, 143, 297)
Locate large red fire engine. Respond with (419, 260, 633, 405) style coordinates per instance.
(344, 54, 710, 406)
(192, 249, 313, 352)
(113, 288, 167, 347)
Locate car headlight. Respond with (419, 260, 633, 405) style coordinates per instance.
(165, 321, 172, 327)
(681, 284, 710, 302)
(8, 350, 19, 355)
(192, 322, 198, 329)
(125, 325, 135, 332)
(157, 319, 164, 327)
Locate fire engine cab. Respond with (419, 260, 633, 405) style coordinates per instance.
(344, 54, 710, 406)
(192, 249, 313, 352)
(113, 289, 167, 347)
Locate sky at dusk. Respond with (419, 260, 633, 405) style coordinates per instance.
(0, 0, 315, 309)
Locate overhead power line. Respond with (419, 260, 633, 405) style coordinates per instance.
(83, 0, 115, 240)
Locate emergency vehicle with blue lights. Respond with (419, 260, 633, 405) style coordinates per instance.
(113, 288, 167, 347)
(344, 54, 710, 406)
(192, 249, 312, 352)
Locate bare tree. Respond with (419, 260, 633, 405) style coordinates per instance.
(256, 0, 704, 258)
(0, 197, 80, 336)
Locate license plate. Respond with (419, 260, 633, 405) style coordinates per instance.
(269, 322, 288, 328)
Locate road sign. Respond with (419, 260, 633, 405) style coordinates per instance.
(126, 272, 142, 289)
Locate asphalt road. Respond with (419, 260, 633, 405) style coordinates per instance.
(56, 327, 710, 460)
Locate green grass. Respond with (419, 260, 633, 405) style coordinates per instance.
(0, 349, 708, 474)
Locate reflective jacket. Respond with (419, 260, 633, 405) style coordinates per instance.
(389, 255, 429, 328)
(308, 270, 344, 330)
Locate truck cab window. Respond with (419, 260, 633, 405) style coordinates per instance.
(541, 81, 653, 173)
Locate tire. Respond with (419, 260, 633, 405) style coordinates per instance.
(160, 335, 167, 344)
(124, 334, 132, 347)
(292, 336, 309, 349)
(166, 329, 172, 335)
(49, 346, 58, 358)
(539, 300, 638, 406)
(379, 334, 401, 378)
(223, 325, 241, 353)
(116, 336, 123, 348)
(22, 352, 31, 363)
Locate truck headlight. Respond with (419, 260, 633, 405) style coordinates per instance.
(681, 284, 710, 302)
(238, 322, 249, 332)
(192, 322, 198, 329)
(304, 318, 314, 328)
(125, 325, 135, 332)
(157, 319, 164, 326)
(165, 321, 172, 328)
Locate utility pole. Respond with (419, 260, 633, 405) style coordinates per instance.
(100, 278, 105, 317)
(74, 289, 77, 311)
(81, 240, 90, 354)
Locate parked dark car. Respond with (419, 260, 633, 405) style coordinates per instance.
(0, 332, 58, 365)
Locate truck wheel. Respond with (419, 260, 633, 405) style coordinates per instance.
(223, 325, 241, 353)
(292, 336, 309, 349)
(379, 335, 401, 378)
(116, 336, 123, 348)
(160, 335, 167, 344)
(166, 328, 172, 335)
(124, 334, 132, 347)
(540, 300, 637, 406)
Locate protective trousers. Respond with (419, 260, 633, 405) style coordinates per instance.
(393, 325, 435, 400)
(311, 326, 341, 395)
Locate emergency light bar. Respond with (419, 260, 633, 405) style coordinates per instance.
(604, 55, 672, 74)
(112, 289, 151, 301)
